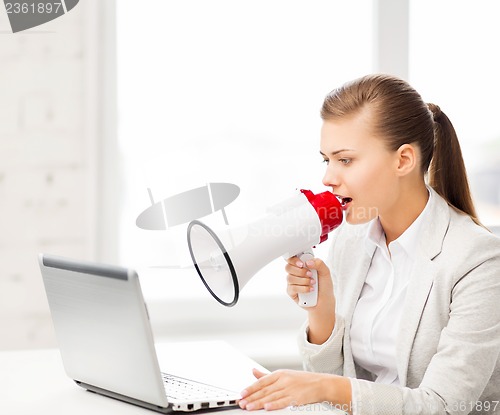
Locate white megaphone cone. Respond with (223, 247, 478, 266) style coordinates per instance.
(187, 189, 343, 307)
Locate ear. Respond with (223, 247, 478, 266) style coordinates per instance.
(395, 144, 417, 176)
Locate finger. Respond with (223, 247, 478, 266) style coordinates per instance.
(287, 283, 314, 298)
(239, 387, 272, 409)
(286, 276, 315, 302)
(285, 256, 304, 268)
(263, 396, 294, 411)
(252, 368, 267, 379)
(285, 263, 311, 278)
(245, 390, 288, 411)
(286, 274, 314, 286)
(286, 286, 299, 303)
(240, 372, 277, 399)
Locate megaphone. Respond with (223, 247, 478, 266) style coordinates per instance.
(187, 189, 343, 307)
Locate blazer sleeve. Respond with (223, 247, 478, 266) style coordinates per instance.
(297, 315, 345, 375)
(350, 247, 500, 415)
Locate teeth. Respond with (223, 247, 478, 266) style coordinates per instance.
(341, 197, 352, 206)
(335, 195, 352, 206)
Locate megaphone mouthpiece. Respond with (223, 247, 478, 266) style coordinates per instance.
(300, 189, 344, 242)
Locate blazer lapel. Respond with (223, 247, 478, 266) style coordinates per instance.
(396, 188, 451, 385)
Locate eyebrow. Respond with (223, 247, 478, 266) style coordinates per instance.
(320, 149, 355, 157)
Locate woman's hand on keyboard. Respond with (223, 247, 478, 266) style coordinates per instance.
(238, 368, 352, 412)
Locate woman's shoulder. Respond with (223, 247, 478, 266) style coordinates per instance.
(422, 189, 500, 261)
(445, 207, 500, 261)
(437, 209, 500, 300)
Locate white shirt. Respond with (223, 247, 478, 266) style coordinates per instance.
(349, 189, 432, 385)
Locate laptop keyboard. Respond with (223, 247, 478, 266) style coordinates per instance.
(161, 373, 237, 400)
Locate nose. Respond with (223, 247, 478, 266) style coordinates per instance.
(322, 164, 340, 189)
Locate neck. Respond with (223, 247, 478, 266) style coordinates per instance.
(379, 182, 429, 245)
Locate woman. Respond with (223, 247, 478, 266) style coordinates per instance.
(238, 74, 500, 414)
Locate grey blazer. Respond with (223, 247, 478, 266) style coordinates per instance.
(298, 188, 500, 415)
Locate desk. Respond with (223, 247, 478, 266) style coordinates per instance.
(0, 348, 345, 415)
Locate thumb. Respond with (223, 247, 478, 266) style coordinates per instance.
(252, 368, 267, 379)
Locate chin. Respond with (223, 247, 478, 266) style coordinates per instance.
(345, 206, 378, 225)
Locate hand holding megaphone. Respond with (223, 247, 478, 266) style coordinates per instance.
(187, 189, 343, 307)
(294, 250, 319, 307)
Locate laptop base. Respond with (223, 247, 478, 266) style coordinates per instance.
(76, 380, 173, 413)
(76, 380, 239, 414)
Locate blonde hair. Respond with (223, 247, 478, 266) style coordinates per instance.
(320, 74, 479, 224)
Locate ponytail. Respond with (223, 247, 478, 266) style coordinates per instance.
(427, 103, 481, 225)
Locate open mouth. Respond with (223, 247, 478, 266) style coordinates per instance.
(341, 197, 352, 207)
(336, 196, 352, 207)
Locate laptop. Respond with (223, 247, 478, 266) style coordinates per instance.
(38, 253, 268, 413)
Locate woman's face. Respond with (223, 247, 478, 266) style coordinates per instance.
(320, 110, 401, 225)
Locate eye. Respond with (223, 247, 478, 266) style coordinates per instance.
(322, 158, 330, 165)
(339, 158, 352, 165)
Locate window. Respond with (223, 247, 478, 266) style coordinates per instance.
(114, 1, 500, 363)
(116, 1, 373, 307)
(409, 0, 500, 226)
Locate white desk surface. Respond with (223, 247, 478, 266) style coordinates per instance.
(0, 346, 344, 415)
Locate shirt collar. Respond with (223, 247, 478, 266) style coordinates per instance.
(364, 217, 384, 255)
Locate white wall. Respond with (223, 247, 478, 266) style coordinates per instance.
(0, 2, 104, 350)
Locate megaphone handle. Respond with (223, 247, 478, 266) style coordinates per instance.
(297, 251, 317, 308)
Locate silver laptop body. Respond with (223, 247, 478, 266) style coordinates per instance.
(39, 254, 241, 413)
